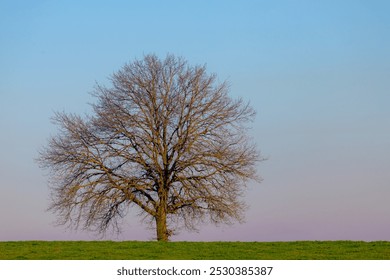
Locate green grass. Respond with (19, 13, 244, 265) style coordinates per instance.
(0, 241, 389, 260)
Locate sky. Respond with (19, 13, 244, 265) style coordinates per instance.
(1, 0, 389, 242)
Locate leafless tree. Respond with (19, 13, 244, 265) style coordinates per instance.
(38, 54, 261, 241)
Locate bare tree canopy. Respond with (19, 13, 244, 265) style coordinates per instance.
(38, 54, 261, 241)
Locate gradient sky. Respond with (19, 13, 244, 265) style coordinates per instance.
(1, 0, 389, 241)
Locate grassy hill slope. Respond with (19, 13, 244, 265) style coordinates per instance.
(0, 241, 389, 260)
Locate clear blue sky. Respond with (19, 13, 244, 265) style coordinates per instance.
(1, 0, 389, 241)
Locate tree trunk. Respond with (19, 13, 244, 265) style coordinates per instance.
(156, 210, 168, 241)
(156, 188, 169, 241)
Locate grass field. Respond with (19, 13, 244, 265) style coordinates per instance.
(0, 241, 389, 260)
